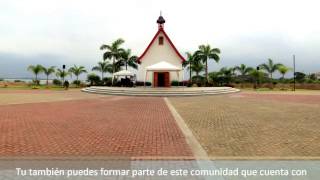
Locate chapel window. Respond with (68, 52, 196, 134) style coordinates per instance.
(159, 36, 164, 45)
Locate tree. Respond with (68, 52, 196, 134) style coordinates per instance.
(295, 72, 306, 83)
(27, 64, 44, 85)
(119, 49, 138, 70)
(250, 69, 264, 89)
(278, 65, 291, 79)
(234, 64, 253, 87)
(259, 59, 283, 79)
(308, 73, 317, 81)
(87, 73, 101, 86)
(183, 52, 195, 83)
(259, 59, 283, 89)
(92, 61, 113, 79)
(235, 64, 254, 76)
(100, 38, 125, 75)
(190, 59, 204, 82)
(209, 72, 221, 86)
(56, 69, 69, 83)
(68, 65, 87, 81)
(195, 44, 220, 83)
(219, 67, 233, 85)
(42, 66, 55, 86)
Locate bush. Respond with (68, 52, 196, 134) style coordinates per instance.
(53, 79, 62, 85)
(0, 78, 3, 81)
(14, 80, 23, 82)
(102, 77, 112, 86)
(306, 79, 316, 83)
(72, 80, 81, 86)
(192, 75, 206, 87)
(135, 81, 151, 86)
(87, 73, 101, 86)
(181, 80, 190, 87)
(171, 80, 179, 86)
(32, 79, 40, 85)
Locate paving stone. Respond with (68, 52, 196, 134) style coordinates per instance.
(0, 95, 192, 158)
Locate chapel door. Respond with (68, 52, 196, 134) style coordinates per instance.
(164, 72, 170, 87)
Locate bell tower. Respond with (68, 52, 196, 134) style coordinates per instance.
(156, 11, 165, 29)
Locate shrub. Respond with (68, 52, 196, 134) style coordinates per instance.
(73, 80, 81, 86)
(53, 79, 62, 85)
(102, 77, 112, 86)
(306, 79, 315, 83)
(0, 78, 3, 81)
(181, 80, 190, 87)
(192, 75, 206, 87)
(14, 80, 23, 82)
(171, 80, 179, 86)
(32, 79, 40, 85)
(87, 73, 101, 86)
(135, 81, 151, 86)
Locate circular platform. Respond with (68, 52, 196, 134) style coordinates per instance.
(82, 86, 240, 97)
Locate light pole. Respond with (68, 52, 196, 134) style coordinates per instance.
(62, 64, 66, 83)
(256, 66, 260, 89)
(293, 55, 296, 91)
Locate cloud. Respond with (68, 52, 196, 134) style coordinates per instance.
(0, 0, 320, 78)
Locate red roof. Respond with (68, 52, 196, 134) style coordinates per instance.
(138, 28, 186, 63)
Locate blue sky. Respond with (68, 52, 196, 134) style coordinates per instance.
(1, 0, 320, 79)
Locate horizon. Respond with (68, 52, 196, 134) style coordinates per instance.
(1, 0, 320, 79)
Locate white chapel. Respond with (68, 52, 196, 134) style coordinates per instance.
(137, 15, 186, 87)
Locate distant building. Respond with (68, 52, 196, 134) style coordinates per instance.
(315, 72, 320, 79)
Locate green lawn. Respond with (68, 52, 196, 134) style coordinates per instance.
(0, 85, 82, 91)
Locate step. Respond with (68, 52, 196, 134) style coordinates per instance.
(82, 89, 235, 95)
(82, 87, 240, 97)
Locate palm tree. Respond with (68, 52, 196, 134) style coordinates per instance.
(68, 65, 87, 81)
(27, 64, 44, 85)
(259, 59, 283, 89)
(92, 61, 113, 79)
(56, 69, 69, 83)
(250, 69, 264, 89)
(100, 38, 125, 75)
(230, 67, 237, 77)
(278, 65, 291, 79)
(235, 64, 254, 76)
(119, 49, 138, 70)
(42, 66, 55, 86)
(183, 52, 195, 83)
(195, 44, 220, 83)
(191, 60, 204, 78)
(219, 67, 233, 85)
(259, 59, 283, 79)
(234, 64, 253, 88)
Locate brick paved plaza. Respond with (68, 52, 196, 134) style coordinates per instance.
(0, 89, 319, 159)
(170, 91, 320, 158)
(0, 90, 192, 158)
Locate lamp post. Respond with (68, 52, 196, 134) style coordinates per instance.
(293, 55, 296, 91)
(62, 64, 66, 83)
(256, 66, 260, 89)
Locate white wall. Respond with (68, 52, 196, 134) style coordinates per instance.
(137, 31, 183, 83)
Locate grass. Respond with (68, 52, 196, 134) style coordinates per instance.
(0, 85, 82, 91)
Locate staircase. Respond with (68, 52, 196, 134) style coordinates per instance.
(82, 86, 240, 97)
